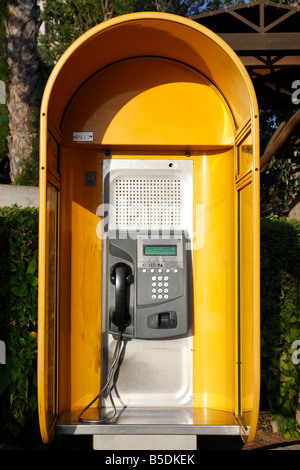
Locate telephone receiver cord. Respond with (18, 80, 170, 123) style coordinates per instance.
(78, 331, 123, 424)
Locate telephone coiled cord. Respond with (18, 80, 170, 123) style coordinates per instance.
(78, 331, 123, 424)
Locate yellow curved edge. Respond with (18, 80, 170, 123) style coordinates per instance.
(38, 12, 260, 445)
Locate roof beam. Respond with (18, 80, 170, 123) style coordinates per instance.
(228, 10, 260, 32)
(240, 55, 300, 67)
(263, 9, 297, 33)
(218, 32, 300, 51)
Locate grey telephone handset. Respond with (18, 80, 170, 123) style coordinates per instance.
(108, 232, 188, 339)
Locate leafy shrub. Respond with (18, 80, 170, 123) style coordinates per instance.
(260, 216, 300, 439)
(0, 205, 39, 446)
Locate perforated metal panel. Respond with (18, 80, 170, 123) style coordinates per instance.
(114, 177, 182, 229)
(103, 159, 193, 234)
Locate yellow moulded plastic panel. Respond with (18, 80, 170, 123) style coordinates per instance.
(38, 98, 62, 443)
(43, 13, 255, 132)
(58, 148, 103, 414)
(234, 115, 260, 444)
(192, 149, 236, 412)
(38, 185, 58, 443)
(238, 174, 260, 444)
(240, 184, 254, 413)
(62, 58, 235, 148)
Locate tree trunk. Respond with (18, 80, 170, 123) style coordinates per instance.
(5, 0, 41, 182)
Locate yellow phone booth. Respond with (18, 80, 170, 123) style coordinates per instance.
(38, 12, 260, 450)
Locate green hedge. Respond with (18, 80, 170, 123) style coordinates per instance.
(261, 216, 300, 439)
(0, 206, 299, 446)
(0, 205, 39, 447)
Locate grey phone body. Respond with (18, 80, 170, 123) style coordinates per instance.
(102, 158, 193, 340)
(106, 232, 188, 339)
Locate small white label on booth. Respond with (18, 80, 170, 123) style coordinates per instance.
(73, 131, 93, 142)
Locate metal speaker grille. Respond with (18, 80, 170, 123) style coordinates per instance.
(114, 178, 182, 229)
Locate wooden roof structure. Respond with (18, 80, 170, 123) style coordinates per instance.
(192, 0, 300, 110)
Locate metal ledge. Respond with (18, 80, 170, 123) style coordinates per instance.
(56, 408, 241, 436)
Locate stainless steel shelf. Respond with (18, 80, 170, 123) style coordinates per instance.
(56, 408, 241, 436)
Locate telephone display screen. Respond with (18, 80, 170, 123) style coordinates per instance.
(143, 245, 177, 256)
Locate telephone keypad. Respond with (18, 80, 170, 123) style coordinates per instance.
(138, 266, 182, 305)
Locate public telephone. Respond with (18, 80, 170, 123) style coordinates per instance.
(102, 158, 193, 341)
(78, 158, 193, 423)
(107, 231, 188, 339)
